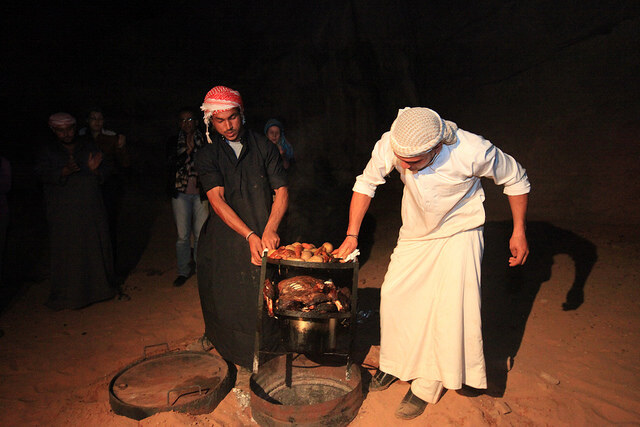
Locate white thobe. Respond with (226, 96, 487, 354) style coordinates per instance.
(353, 127, 530, 391)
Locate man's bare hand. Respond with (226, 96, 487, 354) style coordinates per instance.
(117, 134, 126, 149)
(508, 232, 529, 266)
(87, 152, 103, 172)
(62, 156, 80, 176)
(261, 229, 280, 251)
(248, 233, 264, 266)
(332, 235, 358, 260)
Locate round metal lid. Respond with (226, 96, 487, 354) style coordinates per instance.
(109, 350, 233, 420)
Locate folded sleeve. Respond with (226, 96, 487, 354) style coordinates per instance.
(194, 146, 224, 192)
(471, 136, 531, 196)
(352, 132, 397, 198)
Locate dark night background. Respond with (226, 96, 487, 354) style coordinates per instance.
(2, 0, 639, 287)
(1, 2, 640, 424)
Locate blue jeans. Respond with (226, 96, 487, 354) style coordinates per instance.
(171, 193, 209, 277)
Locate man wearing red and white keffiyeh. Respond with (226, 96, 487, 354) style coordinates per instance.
(200, 85, 245, 144)
(190, 86, 288, 368)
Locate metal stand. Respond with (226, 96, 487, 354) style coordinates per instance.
(253, 255, 359, 376)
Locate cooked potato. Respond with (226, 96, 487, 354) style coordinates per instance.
(271, 242, 340, 263)
(321, 242, 334, 253)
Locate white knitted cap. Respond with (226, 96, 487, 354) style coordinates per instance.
(389, 107, 458, 157)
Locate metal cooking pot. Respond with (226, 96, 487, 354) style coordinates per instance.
(276, 311, 350, 354)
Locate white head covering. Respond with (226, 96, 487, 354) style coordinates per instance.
(48, 112, 76, 128)
(389, 107, 458, 157)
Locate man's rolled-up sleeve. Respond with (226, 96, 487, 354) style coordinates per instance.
(473, 138, 531, 196)
(352, 133, 396, 198)
(194, 147, 224, 192)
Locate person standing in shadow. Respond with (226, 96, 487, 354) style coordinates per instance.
(81, 107, 130, 281)
(35, 112, 116, 310)
(166, 107, 209, 287)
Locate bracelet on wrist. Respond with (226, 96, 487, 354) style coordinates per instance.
(245, 231, 255, 241)
(346, 234, 358, 240)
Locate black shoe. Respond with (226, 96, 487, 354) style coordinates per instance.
(369, 369, 399, 392)
(173, 275, 188, 287)
(395, 388, 428, 420)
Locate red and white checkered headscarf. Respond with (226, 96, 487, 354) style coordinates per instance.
(201, 86, 244, 143)
(48, 112, 76, 128)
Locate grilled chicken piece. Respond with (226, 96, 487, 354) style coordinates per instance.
(268, 247, 296, 260)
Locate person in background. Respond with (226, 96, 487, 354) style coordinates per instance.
(264, 118, 294, 169)
(0, 154, 10, 287)
(334, 107, 530, 420)
(166, 107, 209, 287)
(82, 108, 130, 277)
(35, 112, 116, 310)
(78, 108, 119, 138)
(193, 86, 288, 366)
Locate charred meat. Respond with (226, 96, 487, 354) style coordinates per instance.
(263, 275, 351, 316)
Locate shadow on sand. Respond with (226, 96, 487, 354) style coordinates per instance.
(480, 220, 597, 397)
(113, 186, 166, 281)
(349, 221, 597, 398)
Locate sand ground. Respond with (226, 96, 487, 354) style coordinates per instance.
(0, 176, 639, 426)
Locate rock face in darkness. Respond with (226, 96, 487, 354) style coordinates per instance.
(4, 1, 640, 239)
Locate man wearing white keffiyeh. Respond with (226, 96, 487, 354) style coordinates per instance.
(334, 107, 530, 420)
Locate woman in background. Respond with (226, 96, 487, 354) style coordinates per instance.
(264, 119, 294, 170)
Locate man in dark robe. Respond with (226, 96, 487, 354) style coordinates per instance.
(194, 86, 288, 369)
(35, 112, 116, 310)
(82, 108, 130, 278)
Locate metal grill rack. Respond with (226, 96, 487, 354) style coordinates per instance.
(253, 255, 359, 374)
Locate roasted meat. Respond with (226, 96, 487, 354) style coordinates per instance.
(263, 278, 276, 316)
(277, 276, 319, 294)
(263, 275, 352, 316)
(276, 290, 332, 312)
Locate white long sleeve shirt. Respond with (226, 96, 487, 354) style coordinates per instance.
(353, 128, 530, 241)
